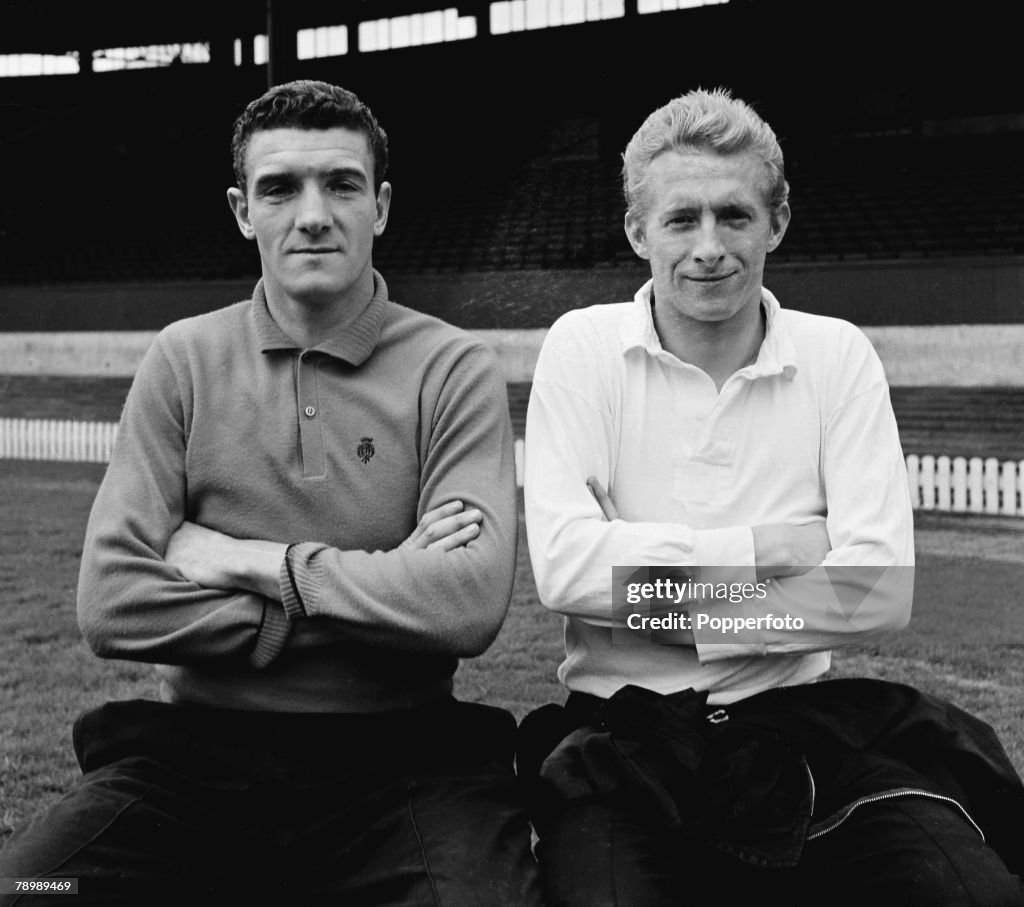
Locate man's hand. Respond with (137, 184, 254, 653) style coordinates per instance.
(752, 522, 831, 581)
(400, 500, 483, 552)
(165, 522, 286, 599)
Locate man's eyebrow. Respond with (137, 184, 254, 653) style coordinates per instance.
(251, 166, 368, 190)
(714, 199, 758, 215)
(663, 203, 700, 217)
(252, 171, 295, 191)
(322, 166, 367, 182)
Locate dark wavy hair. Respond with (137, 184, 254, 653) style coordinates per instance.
(231, 80, 389, 192)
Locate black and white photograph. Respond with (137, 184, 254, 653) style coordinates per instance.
(1, 0, 1022, 902)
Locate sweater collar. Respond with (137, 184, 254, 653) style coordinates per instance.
(251, 269, 389, 366)
(621, 278, 798, 379)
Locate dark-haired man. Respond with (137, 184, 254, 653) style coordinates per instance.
(0, 80, 540, 905)
(522, 88, 1024, 905)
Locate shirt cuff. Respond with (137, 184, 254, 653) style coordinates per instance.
(248, 599, 292, 668)
(693, 639, 769, 663)
(689, 526, 762, 663)
(279, 546, 306, 620)
(279, 541, 329, 618)
(691, 526, 756, 582)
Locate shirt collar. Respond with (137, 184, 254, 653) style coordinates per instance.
(251, 269, 389, 366)
(622, 278, 798, 380)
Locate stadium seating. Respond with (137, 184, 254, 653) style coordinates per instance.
(1, 25, 1020, 478)
(3, 80, 1022, 286)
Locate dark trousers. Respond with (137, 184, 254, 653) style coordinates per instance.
(521, 682, 1024, 907)
(0, 698, 542, 906)
(537, 794, 1023, 906)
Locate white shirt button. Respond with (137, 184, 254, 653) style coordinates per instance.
(304, 406, 316, 418)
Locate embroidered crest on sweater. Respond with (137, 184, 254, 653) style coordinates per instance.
(357, 437, 375, 464)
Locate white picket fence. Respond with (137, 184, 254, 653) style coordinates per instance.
(905, 454, 1023, 517)
(0, 418, 119, 463)
(1, 421, 1021, 518)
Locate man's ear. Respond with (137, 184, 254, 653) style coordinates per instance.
(625, 212, 650, 260)
(767, 201, 791, 253)
(373, 181, 392, 237)
(227, 187, 256, 241)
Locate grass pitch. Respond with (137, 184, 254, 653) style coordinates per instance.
(1, 460, 1022, 846)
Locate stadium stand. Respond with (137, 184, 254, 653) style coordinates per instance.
(2, 1, 1023, 291)
(3, 107, 1023, 284)
(1, 0, 1021, 512)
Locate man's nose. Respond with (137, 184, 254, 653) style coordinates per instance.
(296, 186, 331, 233)
(692, 216, 726, 266)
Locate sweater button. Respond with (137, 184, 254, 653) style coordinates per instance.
(304, 406, 316, 418)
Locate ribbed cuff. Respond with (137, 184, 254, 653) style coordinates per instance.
(280, 541, 329, 618)
(280, 544, 307, 620)
(248, 600, 293, 668)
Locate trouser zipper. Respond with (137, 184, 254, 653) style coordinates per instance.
(808, 785, 985, 841)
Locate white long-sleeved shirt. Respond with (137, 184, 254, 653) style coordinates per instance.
(524, 281, 914, 705)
